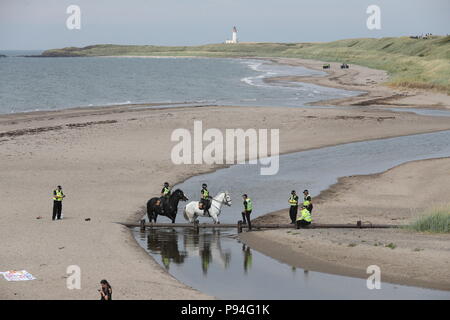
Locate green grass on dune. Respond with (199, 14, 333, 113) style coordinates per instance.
(407, 206, 450, 233)
(41, 36, 450, 94)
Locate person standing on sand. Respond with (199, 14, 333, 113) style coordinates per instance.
(52, 185, 65, 220)
(241, 194, 253, 230)
(288, 190, 299, 224)
(99, 279, 112, 300)
(303, 189, 313, 213)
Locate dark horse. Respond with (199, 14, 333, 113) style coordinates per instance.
(147, 189, 188, 223)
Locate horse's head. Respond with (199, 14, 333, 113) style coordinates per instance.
(171, 189, 188, 201)
(223, 191, 232, 207)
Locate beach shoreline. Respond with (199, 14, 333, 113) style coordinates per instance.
(234, 58, 450, 292)
(261, 57, 450, 110)
(1, 57, 449, 299)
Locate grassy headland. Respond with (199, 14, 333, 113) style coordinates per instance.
(41, 36, 450, 93)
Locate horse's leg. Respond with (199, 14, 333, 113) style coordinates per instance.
(147, 203, 152, 222)
(210, 212, 219, 224)
(154, 212, 158, 223)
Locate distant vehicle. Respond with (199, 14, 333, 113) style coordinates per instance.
(340, 63, 349, 69)
(322, 64, 330, 69)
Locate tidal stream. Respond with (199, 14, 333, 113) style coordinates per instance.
(133, 127, 450, 299)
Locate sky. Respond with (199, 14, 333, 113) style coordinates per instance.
(1, 0, 449, 50)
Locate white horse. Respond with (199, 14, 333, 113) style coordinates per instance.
(183, 191, 232, 224)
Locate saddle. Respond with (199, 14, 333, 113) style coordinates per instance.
(199, 199, 211, 214)
(156, 197, 169, 213)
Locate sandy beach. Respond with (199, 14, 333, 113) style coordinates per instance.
(1, 57, 450, 299)
(265, 57, 450, 110)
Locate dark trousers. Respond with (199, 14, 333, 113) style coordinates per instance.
(289, 206, 298, 223)
(296, 220, 311, 229)
(201, 198, 210, 209)
(52, 201, 62, 220)
(241, 211, 252, 230)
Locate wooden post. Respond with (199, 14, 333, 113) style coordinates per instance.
(237, 220, 243, 233)
(118, 221, 400, 229)
(140, 219, 146, 232)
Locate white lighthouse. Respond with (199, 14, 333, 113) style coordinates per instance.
(232, 26, 238, 43)
(225, 26, 238, 44)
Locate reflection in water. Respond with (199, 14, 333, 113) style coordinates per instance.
(144, 228, 234, 275)
(146, 229, 187, 270)
(133, 226, 450, 299)
(242, 244, 253, 274)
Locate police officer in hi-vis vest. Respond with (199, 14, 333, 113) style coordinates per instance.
(296, 205, 312, 229)
(241, 194, 253, 230)
(52, 185, 66, 220)
(199, 183, 211, 215)
(156, 182, 171, 209)
(288, 190, 299, 224)
(160, 182, 171, 200)
(303, 189, 313, 213)
(161, 182, 171, 198)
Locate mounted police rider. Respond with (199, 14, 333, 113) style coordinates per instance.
(199, 183, 212, 216)
(157, 182, 171, 210)
(161, 182, 171, 199)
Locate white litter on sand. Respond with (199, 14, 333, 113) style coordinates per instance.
(0, 270, 36, 281)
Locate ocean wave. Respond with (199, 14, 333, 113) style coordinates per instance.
(240, 60, 315, 92)
(241, 60, 264, 72)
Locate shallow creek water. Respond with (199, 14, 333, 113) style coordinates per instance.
(133, 128, 450, 299)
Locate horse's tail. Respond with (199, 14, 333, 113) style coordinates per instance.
(147, 198, 156, 221)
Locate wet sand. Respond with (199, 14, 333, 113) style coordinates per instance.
(264, 57, 450, 110)
(1, 58, 450, 299)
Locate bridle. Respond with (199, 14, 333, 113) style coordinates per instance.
(210, 193, 231, 211)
